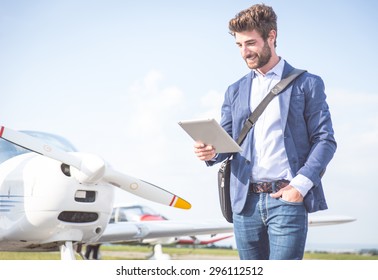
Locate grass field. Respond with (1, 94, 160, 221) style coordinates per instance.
(1, 245, 378, 260)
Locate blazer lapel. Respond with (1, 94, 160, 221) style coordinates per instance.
(279, 62, 294, 130)
(239, 71, 253, 115)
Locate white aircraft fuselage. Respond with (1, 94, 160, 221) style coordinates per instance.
(0, 144, 114, 251)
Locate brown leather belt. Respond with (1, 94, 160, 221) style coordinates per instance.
(249, 179, 290, 193)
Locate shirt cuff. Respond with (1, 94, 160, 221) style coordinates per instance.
(205, 153, 219, 166)
(290, 174, 314, 197)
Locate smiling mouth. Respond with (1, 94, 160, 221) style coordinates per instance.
(246, 55, 257, 62)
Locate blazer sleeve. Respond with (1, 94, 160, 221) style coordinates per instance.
(296, 75, 337, 186)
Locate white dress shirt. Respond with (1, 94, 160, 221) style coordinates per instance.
(250, 58, 313, 197)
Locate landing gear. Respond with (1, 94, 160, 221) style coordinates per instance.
(148, 244, 171, 260)
(60, 241, 76, 260)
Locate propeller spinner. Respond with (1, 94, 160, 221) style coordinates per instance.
(0, 126, 191, 210)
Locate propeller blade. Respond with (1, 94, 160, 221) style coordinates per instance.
(104, 168, 191, 210)
(0, 126, 82, 169)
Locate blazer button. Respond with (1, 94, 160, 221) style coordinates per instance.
(245, 160, 250, 165)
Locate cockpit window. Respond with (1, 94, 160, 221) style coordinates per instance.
(118, 206, 144, 222)
(0, 130, 77, 164)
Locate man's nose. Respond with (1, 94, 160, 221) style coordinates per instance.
(240, 45, 250, 57)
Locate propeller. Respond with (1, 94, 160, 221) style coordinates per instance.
(0, 126, 191, 210)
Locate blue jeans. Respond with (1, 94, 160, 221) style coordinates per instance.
(233, 192, 308, 260)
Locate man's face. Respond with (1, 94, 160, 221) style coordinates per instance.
(235, 29, 272, 70)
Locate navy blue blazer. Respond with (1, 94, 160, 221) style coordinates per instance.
(208, 61, 337, 213)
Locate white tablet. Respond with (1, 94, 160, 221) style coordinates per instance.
(178, 118, 242, 153)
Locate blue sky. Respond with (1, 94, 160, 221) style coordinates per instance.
(1, 0, 378, 249)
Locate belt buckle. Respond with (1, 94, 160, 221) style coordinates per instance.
(251, 182, 273, 193)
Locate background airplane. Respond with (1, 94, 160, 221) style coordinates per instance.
(108, 204, 233, 245)
(99, 203, 233, 259)
(0, 127, 355, 260)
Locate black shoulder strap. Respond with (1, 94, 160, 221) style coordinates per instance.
(236, 68, 307, 146)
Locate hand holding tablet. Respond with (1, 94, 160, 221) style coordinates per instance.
(178, 119, 242, 153)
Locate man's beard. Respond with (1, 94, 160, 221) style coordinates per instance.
(245, 40, 272, 70)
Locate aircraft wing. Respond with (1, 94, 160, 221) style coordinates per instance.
(308, 215, 356, 226)
(98, 215, 355, 244)
(97, 219, 234, 244)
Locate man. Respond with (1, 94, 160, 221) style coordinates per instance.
(194, 4, 336, 260)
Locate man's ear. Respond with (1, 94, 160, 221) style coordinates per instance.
(268, 30, 277, 45)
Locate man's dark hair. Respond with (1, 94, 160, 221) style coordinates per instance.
(229, 4, 277, 47)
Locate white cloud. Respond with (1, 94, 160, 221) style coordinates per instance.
(195, 89, 223, 121)
(113, 70, 189, 179)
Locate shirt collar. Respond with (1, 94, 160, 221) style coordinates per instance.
(252, 57, 285, 79)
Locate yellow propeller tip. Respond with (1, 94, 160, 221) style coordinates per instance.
(173, 197, 191, 210)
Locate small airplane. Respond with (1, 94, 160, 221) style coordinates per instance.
(108, 204, 233, 244)
(102, 203, 233, 259)
(0, 126, 234, 260)
(0, 126, 356, 260)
